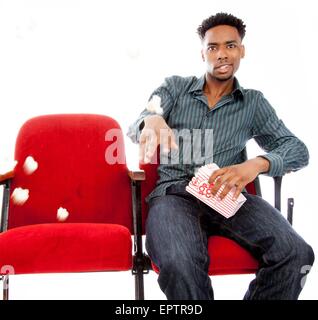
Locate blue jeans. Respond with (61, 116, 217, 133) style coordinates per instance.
(145, 181, 315, 300)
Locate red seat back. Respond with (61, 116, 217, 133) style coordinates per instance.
(9, 114, 133, 231)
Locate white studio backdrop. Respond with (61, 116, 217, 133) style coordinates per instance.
(0, 0, 317, 299)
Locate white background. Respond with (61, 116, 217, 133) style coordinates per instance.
(0, 0, 317, 299)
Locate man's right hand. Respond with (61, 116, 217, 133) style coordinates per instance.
(139, 115, 178, 164)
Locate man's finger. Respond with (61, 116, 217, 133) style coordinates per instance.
(208, 168, 226, 185)
(232, 183, 243, 201)
(139, 134, 147, 163)
(209, 170, 231, 195)
(170, 130, 179, 150)
(219, 177, 240, 200)
(159, 128, 178, 153)
(139, 129, 156, 163)
(145, 132, 158, 162)
(160, 130, 170, 154)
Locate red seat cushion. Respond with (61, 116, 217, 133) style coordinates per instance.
(152, 235, 258, 275)
(207, 236, 258, 275)
(0, 223, 132, 275)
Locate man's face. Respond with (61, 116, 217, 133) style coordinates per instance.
(201, 25, 245, 81)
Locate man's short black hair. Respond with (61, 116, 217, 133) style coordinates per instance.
(197, 12, 246, 40)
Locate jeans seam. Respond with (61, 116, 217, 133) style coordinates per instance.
(191, 198, 209, 270)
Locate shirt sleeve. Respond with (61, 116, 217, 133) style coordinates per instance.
(252, 92, 309, 177)
(126, 77, 177, 143)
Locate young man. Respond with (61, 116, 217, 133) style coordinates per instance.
(127, 13, 314, 300)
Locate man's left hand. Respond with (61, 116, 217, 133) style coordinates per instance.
(208, 157, 270, 201)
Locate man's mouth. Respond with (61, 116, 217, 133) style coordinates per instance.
(215, 64, 232, 73)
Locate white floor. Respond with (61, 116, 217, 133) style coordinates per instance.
(4, 268, 316, 300)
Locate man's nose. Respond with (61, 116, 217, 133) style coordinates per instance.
(217, 47, 228, 60)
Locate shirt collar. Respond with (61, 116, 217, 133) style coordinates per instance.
(188, 75, 244, 98)
(187, 75, 206, 93)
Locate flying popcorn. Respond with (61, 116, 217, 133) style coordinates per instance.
(23, 156, 38, 175)
(146, 95, 163, 115)
(11, 187, 29, 205)
(57, 207, 69, 222)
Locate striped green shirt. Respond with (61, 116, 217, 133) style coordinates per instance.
(127, 75, 309, 200)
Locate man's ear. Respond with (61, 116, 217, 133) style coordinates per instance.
(201, 49, 205, 62)
(241, 45, 245, 58)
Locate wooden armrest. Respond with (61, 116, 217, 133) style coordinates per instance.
(0, 170, 14, 183)
(128, 169, 146, 181)
(0, 160, 17, 183)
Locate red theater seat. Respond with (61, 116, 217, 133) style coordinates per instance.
(140, 157, 291, 286)
(141, 162, 260, 277)
(0, 114, 145, 299)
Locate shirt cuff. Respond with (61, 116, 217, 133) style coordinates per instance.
(258, 153, 284, 177)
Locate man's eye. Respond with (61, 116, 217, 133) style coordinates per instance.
(227, 44, 237, 49)
(208, 47, 216, 51)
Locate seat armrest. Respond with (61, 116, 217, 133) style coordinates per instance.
(128, 169, 145, 181)
(1, 178, 12, 232)
(128, 168, 149, 299)
(0, 170, 14, 184)
(273, 176, 282, 211)
(0, 160, 17, 184)
(287, 198, 294, 225)
(273, 175, 293, 225)
(129, 169, 149, 277)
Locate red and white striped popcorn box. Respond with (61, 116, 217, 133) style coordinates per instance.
(186, 163, 246, 218)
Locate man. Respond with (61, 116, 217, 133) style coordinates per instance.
(127, 13, 314, 300)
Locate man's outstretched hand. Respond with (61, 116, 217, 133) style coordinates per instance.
(208, 157, 270, 200)
(139, 115, 178, 164)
